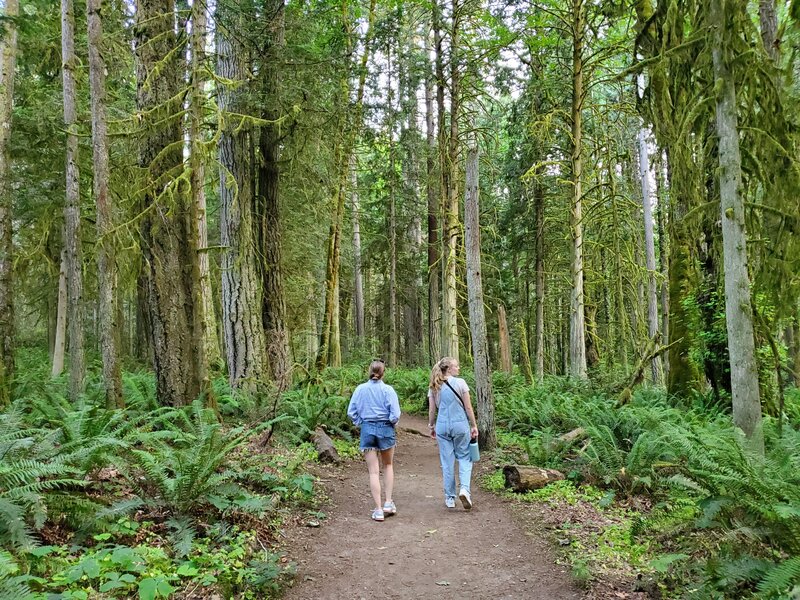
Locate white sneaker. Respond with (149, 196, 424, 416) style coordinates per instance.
(445, 497, 456, 508)
(459, 488, 472, 510)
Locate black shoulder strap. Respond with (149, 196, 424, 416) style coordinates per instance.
(444, 379, 466, 413)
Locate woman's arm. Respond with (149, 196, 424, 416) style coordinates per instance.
(387, 387, 401, 424)
(347, 389, 361, 425)
(427, 390, 437, 439)
(462, 390, 479, 440)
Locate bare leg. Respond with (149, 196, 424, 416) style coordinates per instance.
(364, 450, 382, 510)
(380, 447, 394, 503)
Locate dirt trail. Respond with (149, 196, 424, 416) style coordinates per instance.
(282, 414, 581, 599)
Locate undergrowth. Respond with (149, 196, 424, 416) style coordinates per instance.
(487, 377, 800, 599)
(4, 351, 800, 599)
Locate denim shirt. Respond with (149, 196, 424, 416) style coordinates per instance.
(347, 379, 401, 426)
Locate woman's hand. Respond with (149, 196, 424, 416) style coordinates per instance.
(470, 426, 479, 440)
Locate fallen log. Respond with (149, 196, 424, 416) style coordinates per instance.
(546, 427, 586, 451)
(312, 427, 340, 463)
(503, 465, 565, 493)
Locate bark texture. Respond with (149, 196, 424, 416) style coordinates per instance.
(256, 0, 291, 391)
(0, 0, 16, 405)
(440, 0, 460, 361)
(61, 0, 85, 401)
(534, 181, 545, 380)
(464, 146, 495, 450)
(51, 248, 67, 377)
(217, 9, 268, 391)
(88, 0, 123, 408)
(190, 0, 221, 370)
(569, 0, 587, 379)
(135, 0, 204, 405)
(711, 0, 763, 453)
(498, 305, 512, 373)
(425, 29, 440, 364)
(637, 128, 662, 383)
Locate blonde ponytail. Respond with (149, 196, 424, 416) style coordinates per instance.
(429, 357, 457, 393)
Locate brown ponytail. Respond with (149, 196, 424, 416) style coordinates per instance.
(369, 359, 385, 380)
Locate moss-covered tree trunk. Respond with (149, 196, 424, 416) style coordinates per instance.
(256, 0, 291, 391)
(61, 0, 85, 402)
(189, 0, 221, 372)
(427, 16, 441, 363)
(135, 0, 205, 406)
(440, 0, 460, 362)
(217, 6, 268, 392)
(637, 128, 662, 382)
(318, 0, 376, 369)
(534, 180, 546, 380)
(569, 0, 587, 379)
(0, 0, 16, 406)
(711, 0, 763, 452)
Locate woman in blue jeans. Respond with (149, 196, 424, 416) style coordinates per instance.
(348, 359, 401, 521)
(427, 357, 479, 509)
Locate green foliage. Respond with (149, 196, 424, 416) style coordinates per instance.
(0, 408, 89, 550)
(275, 384, 353, 443)
(111, 400, 271, 518)
(490, 375, 800, 597)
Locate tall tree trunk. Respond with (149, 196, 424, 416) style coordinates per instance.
(464, 145, 495, 449)
(387, 43, 398, 365)
(400, 23, 423, 367)
(440, 0, 460, 361)
(88, 0, 123, 408)
(351, 158, 365, 341)
(51, 248, 68, 377)
(655, 149, 669, 380)
(569, 0, 587, 379)
(217, 7, 268, 391)
(189, 0, 221, 371)
(607, 155, 628, 368)
(518, 321, 533, 383)
(534, 181, 545, 380)
(61, 0, 86, 402)
(425, 30, 440, 364)
(0, 0, 16, 406)
(318, 0, 376, 369)
(498, 304, 512, 373)
(135, 0, 204, 406)
(637, 127, 662, 383)
(711, 0, 763, 452)
(759, 0, 778, 61)
(256, 0, 291, 391)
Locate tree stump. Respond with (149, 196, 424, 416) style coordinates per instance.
(312, 428, 340, 463)
(503, 465, 565, 493)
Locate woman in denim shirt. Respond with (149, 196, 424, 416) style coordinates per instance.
(347, 360, 401, 521)
(427, 357, 479, 510)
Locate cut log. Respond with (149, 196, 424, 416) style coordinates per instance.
(312, 427, 340, 463)
(503, 465, 565, 493)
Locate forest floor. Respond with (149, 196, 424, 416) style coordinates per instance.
(279, 414, 640, 599)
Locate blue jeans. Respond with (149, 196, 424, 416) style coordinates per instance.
(359, 420, 396, 452)
(435, 424, 472, 499)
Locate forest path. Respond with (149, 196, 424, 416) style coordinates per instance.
(281, 414, 581, 599)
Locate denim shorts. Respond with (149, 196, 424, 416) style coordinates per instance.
(359, 420, 396, 452)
